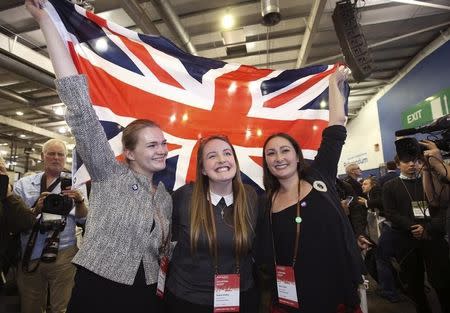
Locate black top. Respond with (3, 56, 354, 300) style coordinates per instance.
(1, 195, 35, 273)
(257, 125, 363, 313)
(366, 186, 383, 214)
(383, 177, 447, 236)
(378, 171, 398, 187)
(272, 190, 352, 312)
(383, 177, 425, 232)
(345, 176, 363, 198)
(167, 183, 259, 305)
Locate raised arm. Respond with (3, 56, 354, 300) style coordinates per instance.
(328, 65, 349, 126)
(25, 0, 77, 78)
(26, 0, 121, 181)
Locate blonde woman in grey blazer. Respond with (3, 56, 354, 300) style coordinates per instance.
(26, 1, 172, 312)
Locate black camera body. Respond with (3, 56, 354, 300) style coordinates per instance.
(39, 172, 73, 234)
(395, 115, 450, 161)
(40, 194, 73, 233)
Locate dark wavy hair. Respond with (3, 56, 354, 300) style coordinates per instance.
(262, 133, 307, 203)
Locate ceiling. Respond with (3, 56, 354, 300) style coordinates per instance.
(0, 0, 449, 172)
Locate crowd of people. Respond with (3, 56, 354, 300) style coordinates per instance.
(0, 1, 449, 313)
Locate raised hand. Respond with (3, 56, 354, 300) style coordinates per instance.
(25, 0, 49, 24)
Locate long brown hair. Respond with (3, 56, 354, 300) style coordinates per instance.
(262, 133, 307, 204)
(190, 135, 253, 259)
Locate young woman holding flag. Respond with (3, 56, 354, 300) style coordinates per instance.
(26, 1, 171, 312)
(258, 66, 366, 313)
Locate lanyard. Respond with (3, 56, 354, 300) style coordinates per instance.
(207, 193, 240, 275)
(270, 181, 301, 267)
(399, 178, 427, 218)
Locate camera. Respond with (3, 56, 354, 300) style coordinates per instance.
(39, 172, 74, 262)
(395, 114, 450, 161)
(40, 172, 73, 233)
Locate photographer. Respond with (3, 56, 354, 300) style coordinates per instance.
(13, 139, 88, 313)
(383, 146, 450, 313)
(1, 157, 35, 291)
(420, 139, 450, 245)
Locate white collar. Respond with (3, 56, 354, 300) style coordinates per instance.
(209, 190, 233, 206)
(399, 173, 420, 180)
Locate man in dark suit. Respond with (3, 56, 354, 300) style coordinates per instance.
(344, 163, 363, 197)
(378, 160, 399, 187)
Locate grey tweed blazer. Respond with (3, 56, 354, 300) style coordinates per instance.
(55, 75, 172, 285)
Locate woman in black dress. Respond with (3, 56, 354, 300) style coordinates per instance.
(259, 66, 365, 313)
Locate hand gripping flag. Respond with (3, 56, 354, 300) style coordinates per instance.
(46, 0, 349, 192)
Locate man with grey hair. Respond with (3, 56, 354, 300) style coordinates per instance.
(345, 163, 363, 198)
(14, 139, 88, 313)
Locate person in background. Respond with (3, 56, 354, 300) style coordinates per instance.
(0, 157, 36, 291)
(14, 139, 88, 313)
(378, 161, 399, 187)
(358, 177, 383, 216)
(25, 1, 172, 312)
(165, 135, 260, 313)
(258, 66, 365, 313)
(383, 156, 450, 313)
(420, 140, 450, 247)
(344, 163, 363, 198)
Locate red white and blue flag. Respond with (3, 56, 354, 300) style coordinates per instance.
(46, 0, 349, 191)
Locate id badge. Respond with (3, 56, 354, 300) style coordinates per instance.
(276, 265, 299, 308)
(213, 274, 240, 312)
(156, 256, 169, 298)
(411, 201, 428, 219)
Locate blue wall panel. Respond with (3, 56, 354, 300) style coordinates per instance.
(377, 41, 450, 162)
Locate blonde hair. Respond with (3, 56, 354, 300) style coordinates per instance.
(190, 135, 254, 259)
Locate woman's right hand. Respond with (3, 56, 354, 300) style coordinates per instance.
(25, 0, 49, 24)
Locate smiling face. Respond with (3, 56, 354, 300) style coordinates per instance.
(264, 136, 299, 181)
(201, 138, 237, 187)
(124, 126, 168, 177)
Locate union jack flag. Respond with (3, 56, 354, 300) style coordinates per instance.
(46, 0, 349, 192)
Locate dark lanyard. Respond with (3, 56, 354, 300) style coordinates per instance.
(208, 194, 240, 275)
(22, 174, 61, 273)
(399, 178, 428, 218)
(270, 181, 301, 267)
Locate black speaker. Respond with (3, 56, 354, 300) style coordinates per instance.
(332, 0, 373, 82)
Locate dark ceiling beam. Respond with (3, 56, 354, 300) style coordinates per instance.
(119, 0, 160, 35)
(148, 0, 197, 55)
(0, 52, 55, 89)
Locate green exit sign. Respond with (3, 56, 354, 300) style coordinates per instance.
(401, 87, 450, 129)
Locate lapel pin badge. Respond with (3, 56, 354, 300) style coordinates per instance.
(132, 184, 139, 191)
(313, 180, 327, 192)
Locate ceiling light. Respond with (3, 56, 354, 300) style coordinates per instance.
(16, 111, 24, 116)
(58, 126, 67, 134)
(222, 13, 235, 29)
(19, 134, 26, 138)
